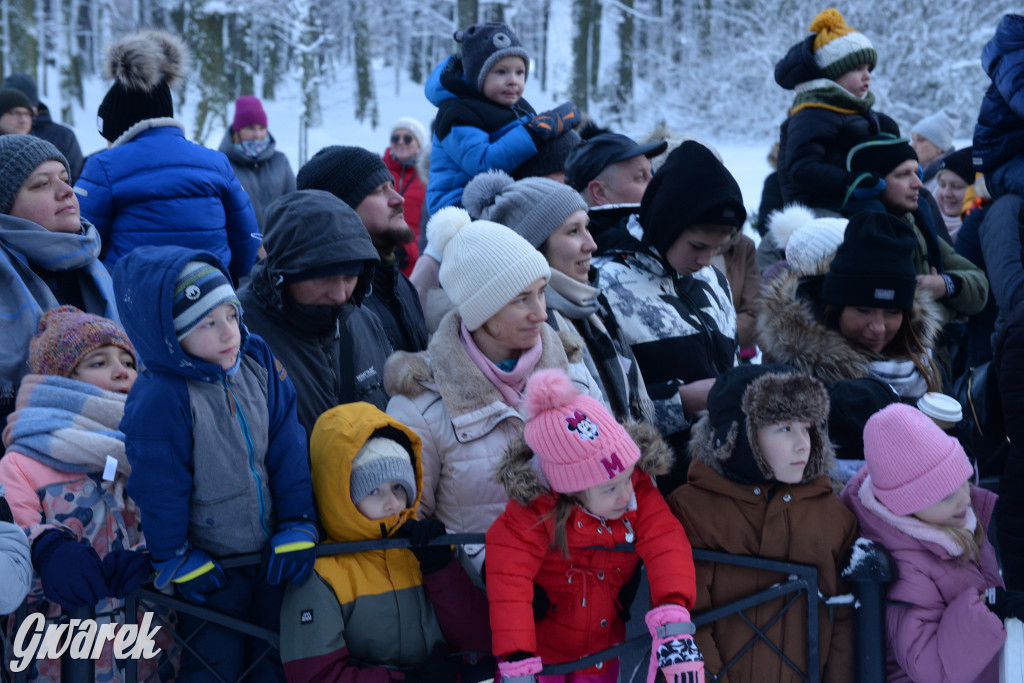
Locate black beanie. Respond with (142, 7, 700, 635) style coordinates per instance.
(3, 73, 38, 107)
(826, 378, 899, 459)
(96, 30, 188, 143)
(821, 210, 918, 310)
(639, 141, 746, 259)
(512, 129, 581, 180)
(847, 135, 918, 177)
(296, 145, 394, 209)
(456, 22, 530, 93)
(0, 88, 32, 117)
(938, 146, 974, 185)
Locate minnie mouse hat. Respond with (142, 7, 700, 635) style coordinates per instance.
(523, 368, 640, 493)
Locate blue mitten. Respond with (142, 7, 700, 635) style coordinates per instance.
(266, 521, 318, 586)
(32, 530, 107, 611)
(848, 172, 887, 200)
(101, 549, 153, 598)
(527, 102, 581, 141)
(153, 548, 225, 604)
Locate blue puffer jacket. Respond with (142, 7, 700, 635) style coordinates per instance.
(113, 245, 314, 561)
(974, 14, 1024, 174)
(77, 120, 261, 283)
(424, 55, 538, 216)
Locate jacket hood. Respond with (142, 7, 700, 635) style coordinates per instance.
(310, 402, 423, 542)
(689, 366, 836, 485)
(775, 35, 826, 90)
(247, 189, 380, 311)
(496, 420, 673, 505)
(217, 129, 279, 165)
(425, 55, 468, 107)
(112, 245, 248, 380)
(983, 14, 1024, 78)
(757, 268, 943, 385)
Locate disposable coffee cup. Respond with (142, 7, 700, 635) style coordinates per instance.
(917, 392, 962, 432)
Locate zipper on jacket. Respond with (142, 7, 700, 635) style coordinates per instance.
(221, 374, 271, 540)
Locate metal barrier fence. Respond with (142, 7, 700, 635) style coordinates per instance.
(2, 535, 894, 683)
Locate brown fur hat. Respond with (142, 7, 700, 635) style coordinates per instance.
(692, 364, 834, 484)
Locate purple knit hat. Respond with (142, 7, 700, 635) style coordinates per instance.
(29, 306, 136, 378)
(523, 369, 640, 493)
(863, 403, 973, 516)
(231, 95, 267, 133)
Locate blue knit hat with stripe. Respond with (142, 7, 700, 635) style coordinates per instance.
(173, 260, 241, 341)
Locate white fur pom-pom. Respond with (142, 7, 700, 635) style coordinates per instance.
(768, 203, 817, 250)
(426, 206, 472, 256)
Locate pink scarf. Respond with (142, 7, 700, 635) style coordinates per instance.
(460, 321, 543, 407)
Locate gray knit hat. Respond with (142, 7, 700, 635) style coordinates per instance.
(0, 135, 70, 215)
(463, 170, 587, 248)
(297, 145, 394, 210)
(173, 259, 241, 342)
(350, 437, 417, 507)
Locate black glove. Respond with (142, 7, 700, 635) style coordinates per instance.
(396, 519, 452, 574)
(32, 530, 107, 611)
(101, 549, 153, 598)
(533, 583, 551, 621)
(988, 587, 1024, 620)
(402, 645, 456, 683)
(0, 496, 13, 523)
(526, 102, 580, 141)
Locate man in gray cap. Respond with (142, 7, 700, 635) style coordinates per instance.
(3, 73, 84, 181)
(563, 132, 666, 249)
(297, 145, 428, 354)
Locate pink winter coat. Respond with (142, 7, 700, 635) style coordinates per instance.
(841, 468, 1003, 683)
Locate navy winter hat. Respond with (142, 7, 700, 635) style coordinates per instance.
(3, 73, 38, 107)
(938, 147, 974, 186)
(564, 133, 667, 192)
(456, 22, 529, 93)
(297, 145, 394, 210)
(821, 211, 918, 311)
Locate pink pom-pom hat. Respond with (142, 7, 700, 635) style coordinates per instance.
(523, 368, 641, 493)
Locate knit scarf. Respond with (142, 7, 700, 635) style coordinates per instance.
(459, 320, 543, 407)
(545, 269, 600, 321)
(860, 473, 977, 558)
(790, 78, 875, 115)
(0, 214, 118, 404)
(866, 358, 928, 401)
(3, 374, 130, 477)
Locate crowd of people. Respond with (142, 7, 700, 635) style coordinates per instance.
(3, 8, 1024, 683)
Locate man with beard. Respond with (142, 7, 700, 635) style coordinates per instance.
(238, 190, 393, 441)
(298, 146, 429, 353)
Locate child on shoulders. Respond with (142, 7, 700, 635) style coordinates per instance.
(486, 368, 703, 682)
(113, 247, 316, 681)
(425, 21, 580, 216)
(775, 8, 898, 212)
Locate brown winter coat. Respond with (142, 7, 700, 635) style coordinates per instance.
(666, 416, 859, 683)
(722, 233, 761, 349)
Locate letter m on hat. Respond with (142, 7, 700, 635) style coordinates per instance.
(600, 452, 625, 479)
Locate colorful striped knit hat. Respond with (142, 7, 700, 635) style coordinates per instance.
(172, 260, 241, 341)
(29, 306, 136, 377)
(810, 8, 877, 80)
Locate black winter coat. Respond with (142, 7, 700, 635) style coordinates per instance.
(32, 105, 84, 181)
(996, 303, 1024, 589)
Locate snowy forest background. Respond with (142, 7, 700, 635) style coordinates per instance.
(0, 0, 1018, 169)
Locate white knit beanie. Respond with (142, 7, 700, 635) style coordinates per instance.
(769, 204, 847, 277)
(391, 117, 428, 149)
(911, 109, 958, 153)
(428, 206, 551, 331)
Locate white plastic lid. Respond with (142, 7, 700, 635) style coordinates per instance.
(916, 392, 962, 422)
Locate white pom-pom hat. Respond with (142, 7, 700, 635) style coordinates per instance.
(768, 204, 847, 277)
(427, 206, 551, 331)
(523, 368, 640, 493)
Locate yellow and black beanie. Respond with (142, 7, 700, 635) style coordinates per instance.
(810, 8, 877, 81)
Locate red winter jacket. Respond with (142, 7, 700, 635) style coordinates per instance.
(486, 425, 696, 674)
(384, 149, 425, 276)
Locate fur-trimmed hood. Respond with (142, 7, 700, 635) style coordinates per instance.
(384, 308, 585, 418)
(496, 420, 673, 505)
(757, 267, 943, 385)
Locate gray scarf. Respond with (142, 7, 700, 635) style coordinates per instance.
(545, 269, 600, 321)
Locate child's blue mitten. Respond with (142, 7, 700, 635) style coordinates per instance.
(101, 549, 153, 598)
(32, 530, 107, 611)
(266, 520, 318, 586)
(848, 172, 887, 200)
(153, 548, 225, 604)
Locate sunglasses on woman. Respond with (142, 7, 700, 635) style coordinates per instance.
(391, 134, 414, 145)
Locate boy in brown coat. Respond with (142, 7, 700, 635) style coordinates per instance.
(667, 363, 858, 682)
